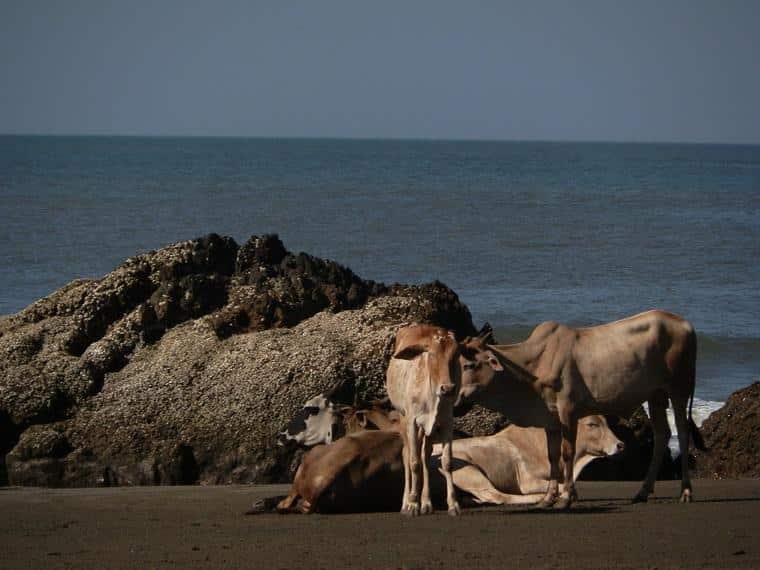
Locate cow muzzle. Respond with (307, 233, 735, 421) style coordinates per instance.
(438, 383, 456, 397)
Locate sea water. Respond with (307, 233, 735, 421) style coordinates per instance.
(2, 136, 758, 426)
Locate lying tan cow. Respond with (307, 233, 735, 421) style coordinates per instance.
(436, 415, 623, 505)
(386, 324, 461, 516)
(272, 414, 621, 513)
(459, 310, 705, 509)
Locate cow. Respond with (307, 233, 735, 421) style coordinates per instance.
(276, 378, 357, 449)
(270, 414, 620, 514)
(277, 378, 396, 449)
(435, 415, 624, 505)
(275, 425, 404, 514)
(386, 324, 462, 516)
(458, 310, 706, 509)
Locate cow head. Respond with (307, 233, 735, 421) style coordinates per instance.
(277, 378, 355, 449)
(576, 415, 625, 458)
(457, 329, 505, 404)
(393, 325, 462, 401)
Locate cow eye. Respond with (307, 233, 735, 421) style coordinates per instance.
(463, 362, 476, 371)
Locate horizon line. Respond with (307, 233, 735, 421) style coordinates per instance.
(1, 132, 759, 147)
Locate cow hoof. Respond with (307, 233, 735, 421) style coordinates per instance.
(679, 490, 692, 503)
(420, 501, 434, 515)
(448, 503, 461, 517)
(403, 503, 420, 517)
(631, 493, 649, 504)
(554, 497, 572, 510)
(536, 497, 556, 509)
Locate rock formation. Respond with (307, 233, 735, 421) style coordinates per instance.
(694, 382, 760, 479)
(0, 234, 476, 486)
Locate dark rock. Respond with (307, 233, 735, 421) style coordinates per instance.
(454, 405, 510, 437)
(1, 234, 476, 486)
(5, 424, 72, 486)
(213, 234, 389, 336)
(167, 444, 200, 485)
(694, 382, 760, 479)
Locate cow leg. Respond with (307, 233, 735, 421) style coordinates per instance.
(420, 433, 434, 515)
(275, 490, 300, 514)
(401, 431, 411, 513)
(437, 416, 461, 516)
(400, 417, 413, 514)
(554, 417, 578, 510)
(671, 396, 693, 503)
(633, 394, 670, 503)
(537, 427, 561, 508)
(403, 418, 422, 516)
(453, 465, 543, 506)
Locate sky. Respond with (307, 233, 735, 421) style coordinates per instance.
(1, 1, 759, 143)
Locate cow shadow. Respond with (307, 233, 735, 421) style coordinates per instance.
(465, 503, 622, 516)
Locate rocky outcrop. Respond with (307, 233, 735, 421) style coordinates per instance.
(694, 382, 760, 479)
(1, 234, 476, 486)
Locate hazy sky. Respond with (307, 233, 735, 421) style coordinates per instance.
(1, 1, 759, 143)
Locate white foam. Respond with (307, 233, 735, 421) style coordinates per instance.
(643, 397, 724, 456)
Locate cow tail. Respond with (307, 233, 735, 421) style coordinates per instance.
(687, 330, 707, 452)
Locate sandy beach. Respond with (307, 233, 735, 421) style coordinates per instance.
(1, 480, 758, 569)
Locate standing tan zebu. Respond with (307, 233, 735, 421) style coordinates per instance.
(458, 310, 705, 509)
(386, 324, 462, 516)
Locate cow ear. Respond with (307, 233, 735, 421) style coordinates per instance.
(477, 322, 494, 343)
(486, 351, 504, 371)
(354, 410, 368, 428)
(336, 404, 355, 419)
(393, 344, 427, 360)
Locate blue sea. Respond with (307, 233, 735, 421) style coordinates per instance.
(2, 136, 758, 420)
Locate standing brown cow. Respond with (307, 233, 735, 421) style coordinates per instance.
(386, 324, 462, 516)
(459, 310, 705, 508)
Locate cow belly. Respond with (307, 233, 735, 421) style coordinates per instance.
(582, 367, 666, 417)
(317, 465, 404, 513)
(451, 442, 521, 494)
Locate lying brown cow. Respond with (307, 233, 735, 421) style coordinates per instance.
(273, 414, 621, 513)
(459, 310, 705, 509)
(275, 428, 404, 514)
(386, 324, 461, 516)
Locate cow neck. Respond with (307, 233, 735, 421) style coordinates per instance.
(489, 341, 543, 382)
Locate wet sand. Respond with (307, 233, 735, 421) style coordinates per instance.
(1, 480, 758, 569)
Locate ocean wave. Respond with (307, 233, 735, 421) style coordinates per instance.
(643, 397, 724, 456)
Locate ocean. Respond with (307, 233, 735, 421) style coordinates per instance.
(2, 136, 758, 426)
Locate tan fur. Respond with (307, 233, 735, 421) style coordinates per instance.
(386, 324, 461, 516)
(460, 310, 699, 507)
